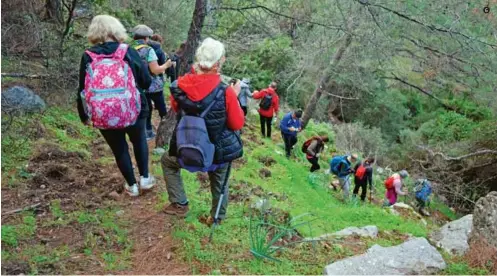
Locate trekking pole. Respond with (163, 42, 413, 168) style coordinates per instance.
(209, 162, 232, 243)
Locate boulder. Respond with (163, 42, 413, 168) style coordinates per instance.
(324, 237, 446, 275)
(430, 214, 473, 256)
(471, 191, 497, 248)
(307, 226, 378, 241)
(1, 86, 46, 113)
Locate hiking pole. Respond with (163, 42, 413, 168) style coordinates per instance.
(209, 162, 232, 243)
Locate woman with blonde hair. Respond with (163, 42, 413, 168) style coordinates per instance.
(77, 15, 155, 197)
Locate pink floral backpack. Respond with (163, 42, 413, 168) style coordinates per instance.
(81, 43, 141, 129)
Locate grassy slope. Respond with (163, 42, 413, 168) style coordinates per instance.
(1, 107, 489, 275)
(150, 111, 470, 274)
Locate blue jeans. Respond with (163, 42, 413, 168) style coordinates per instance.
(100, 118, 149, 185)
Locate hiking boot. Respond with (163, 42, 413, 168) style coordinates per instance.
(206, 216, 222, 227)
(163, 203, 189, 217)
(146, 130, 156, 141)
(124, 183, 139, 197)
(140, 175, 156, 190)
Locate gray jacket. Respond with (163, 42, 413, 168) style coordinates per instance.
(238, 80, 252, 107)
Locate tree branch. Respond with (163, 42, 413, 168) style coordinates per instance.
(358, 0, 497, 48)
(383, 73, 456, 111)
(418, 145, 497, 161)
(216, 4, 345, 31)
(323, 91, 358, 100)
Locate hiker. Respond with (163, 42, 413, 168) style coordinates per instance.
(280, 110, 303, 158)
(252, 82, 280, 138)
(167, 41, 186, 82)
(352, 157, 375, 202)
(384, 170, 409, 206)
(303, 136, 329, 172)
(238, 78, 252, 117)
(161, 37, 244, 226)
(414, 178, 432, 216)
(132, 25, 174, 140)
(330, 154, 358, 200)
(77, 15, 155, 197)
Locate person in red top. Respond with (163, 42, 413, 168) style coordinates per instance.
(162, 37, 244, 225)
(252, 82, 279, 138)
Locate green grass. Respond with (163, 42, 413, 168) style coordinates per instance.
(151, 114, 440, 274)
(40, 108, 98, 157)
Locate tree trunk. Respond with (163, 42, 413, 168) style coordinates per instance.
(301, 31, 353, 129)
(156, 0, 207, 148)
(179, 0, 207, 75)
(155, 110, 177, 148)
(44, 0, 63, 23)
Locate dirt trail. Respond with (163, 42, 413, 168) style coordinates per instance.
(119, 191, 191, 275)
(1, 130, 192, 274)
(100, 135, 192, 274)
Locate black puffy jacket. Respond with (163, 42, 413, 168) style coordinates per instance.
(168, 81, 243, 164)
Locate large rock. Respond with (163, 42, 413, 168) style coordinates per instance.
(471, 191, 497, 248)
(1, 86, 46, 113)
(307, 226, 378, 241)
(430, 214, 473, 256)
(324, 237, 446, 275)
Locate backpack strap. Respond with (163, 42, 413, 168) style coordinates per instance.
(200, 85, 226, 118)
(113, 43, 129, 60)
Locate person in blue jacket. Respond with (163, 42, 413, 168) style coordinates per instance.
(330, 154, 358, 200)
(279, 110, 303, 158)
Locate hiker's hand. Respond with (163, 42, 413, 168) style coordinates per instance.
(164, 59, 173, 69)
(316, 153, 320, 158)
(231, 79, 241, 96)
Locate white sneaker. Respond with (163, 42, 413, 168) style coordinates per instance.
(140, 175, 156, 190)
(124, 183, 139, 197)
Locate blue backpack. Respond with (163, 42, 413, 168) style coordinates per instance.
(176, 88, 224, 172)
(330, 155, 346, 175)
(415, 179, 432, 202)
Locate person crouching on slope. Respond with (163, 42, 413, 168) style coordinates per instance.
(352, 157, 375, 202)
(161, 37, 244, 226)
(303, 136, 330, 172)
(330, 154, 358, 201)
(383, 170, 409, 206)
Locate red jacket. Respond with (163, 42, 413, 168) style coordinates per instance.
(170, 73, 244, 131)
(252, 87, 279, 118)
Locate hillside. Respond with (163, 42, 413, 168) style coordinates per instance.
(2, 106, 490, 275)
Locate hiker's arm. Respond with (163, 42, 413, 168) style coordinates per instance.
(225, 86, 245, 130)
(307, 140, 318, 156)
(251, 90, 264, 99)
(77, 53, 89, 123)
(394, 180, 406, 195)
(149, 60, 173, 75)
(273, 94, 280, 114)
(279, 115, 291, 132)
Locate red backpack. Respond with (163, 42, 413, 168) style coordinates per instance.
(355, 164, 366, 179)
(384, 176, 395, 189)
(301, 137, 321, 153)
